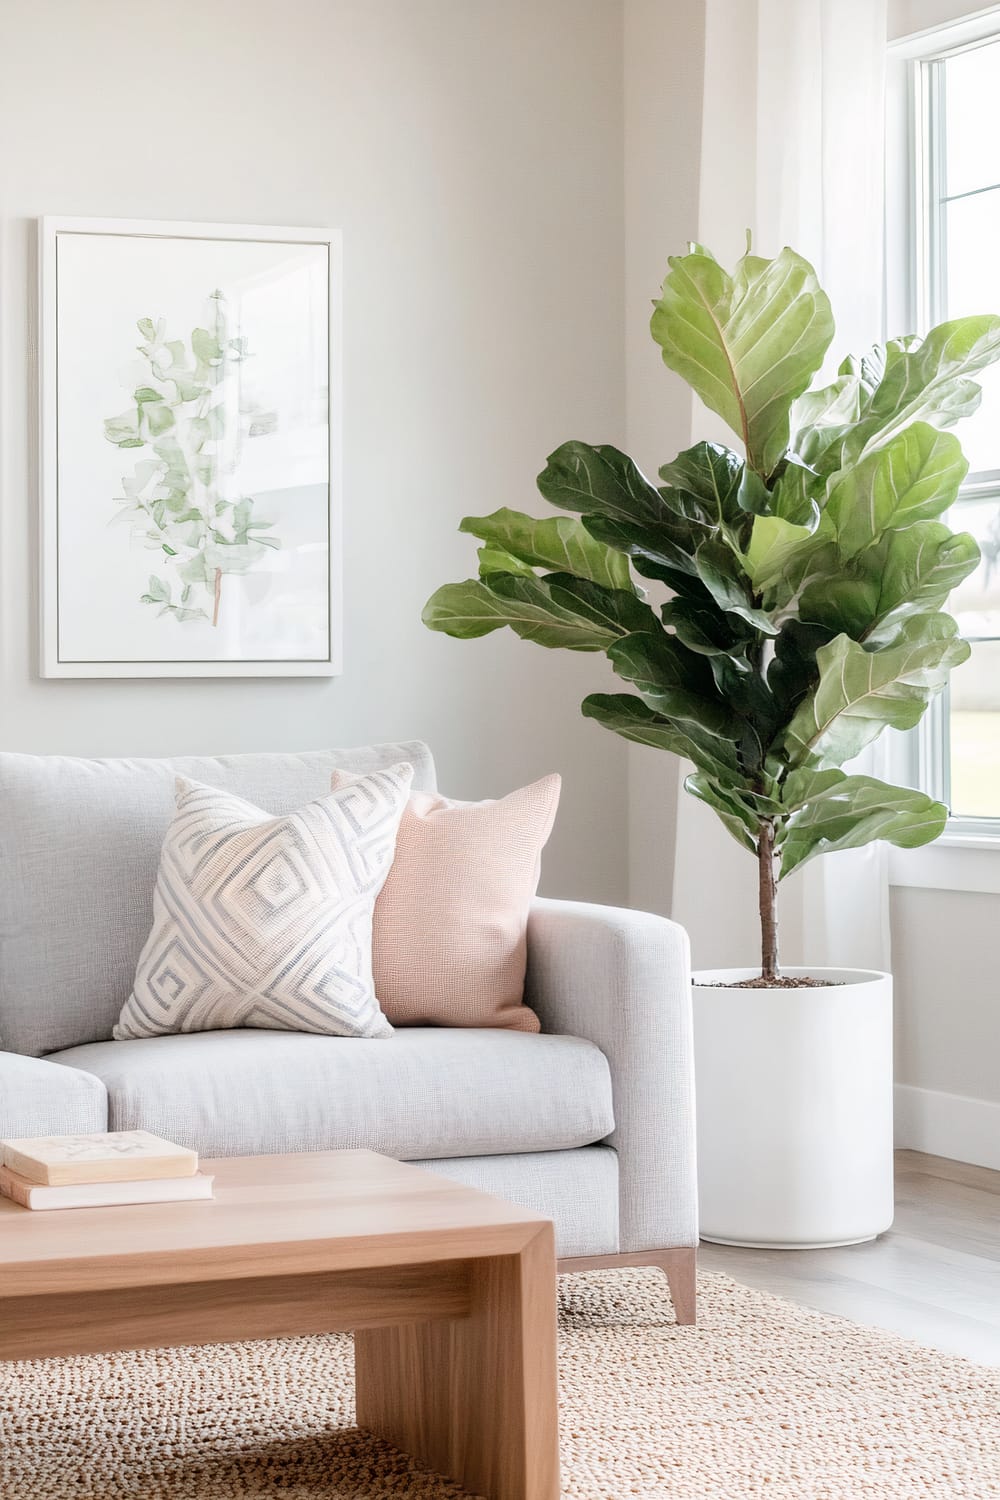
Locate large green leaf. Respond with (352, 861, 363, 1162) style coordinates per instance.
(684, 772, 759, 854)
(608, 630, 732, 726)
(459, 508, 632, 590)
(693, 539, 778, 634)
(854, 318, 1000, 455)
(660, 595, 753, 655)
(579, 512, 700, 584)
(789, 316, 1000, 484)
(767, 620, 835, 717)
(796, 523, 980, 640)
(824, 422, 967, 558)
(608, 631, 764, 778)
(421, 573, 655, 651)
(790, 368, 863, 464)
(537, 442, 669, 526)
(746, 514, 813, 592)
(581, 693, 738, 781)
(476, 545, 535, 577)
(867, 525, 980, 640)
(781, 614, 970, 767)
(650, 244, 834, 475)
(657, 442, 746, 531)
(777, 768, 949, 878)
(707, 652, 782, 776)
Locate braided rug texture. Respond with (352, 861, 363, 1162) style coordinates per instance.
(1, 1269, 998, 1500)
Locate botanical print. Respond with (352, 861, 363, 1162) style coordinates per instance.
(104, 292, 282, 629)
(42, 220, 336, 677)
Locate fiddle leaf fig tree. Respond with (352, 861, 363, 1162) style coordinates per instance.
(423, 243, 1000, 981)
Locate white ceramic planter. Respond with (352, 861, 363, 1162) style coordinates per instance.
(693, 967, 894, 1249)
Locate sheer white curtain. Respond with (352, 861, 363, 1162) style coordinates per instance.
(670, 0, 891, 973)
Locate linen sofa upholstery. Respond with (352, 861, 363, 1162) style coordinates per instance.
(0, 1052, 107, 1136)
(526, 897, 697, 1252)
(51, 1028, 615, 1161)
(0, 742, 435, 1058)
(0, 741, 697, 1287)
(421, 1147, 620, 1259)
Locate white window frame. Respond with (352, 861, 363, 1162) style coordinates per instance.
(887, 5, 1000, 891)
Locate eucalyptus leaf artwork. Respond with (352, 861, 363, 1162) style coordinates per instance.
(41, 218, 337, 678)
(425, 241, 1000, 979)
(103, 292, 281, 629)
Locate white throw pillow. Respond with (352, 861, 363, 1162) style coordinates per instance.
(114, 765, 414, 1041)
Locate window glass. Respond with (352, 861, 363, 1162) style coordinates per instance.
(942, 40, 1000, 199)
(950, 640, 1000, 816)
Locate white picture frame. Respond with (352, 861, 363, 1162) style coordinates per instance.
(39, 216, 342, 678)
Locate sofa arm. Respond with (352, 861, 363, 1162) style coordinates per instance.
(0, 1051, 108, 1137)
(525, 898, 696, 1252)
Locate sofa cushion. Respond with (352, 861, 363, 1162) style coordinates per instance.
(0, 1052, 107, 1137)
(0, 742, 435, 1058)
(116, 769, 413, 1043)
(330, 770, 560, 1033)
(50, 1028, 615, 1160)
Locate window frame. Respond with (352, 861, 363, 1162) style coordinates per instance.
(887, 10, 1000, 877)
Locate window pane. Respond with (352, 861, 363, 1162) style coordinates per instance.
(942, 40, 1000, 198)
(948, 496, 1000, 639)
(949, 639, 1000, 816)
(944, 498, 1000, 818)
(942, 190, 1000, 474)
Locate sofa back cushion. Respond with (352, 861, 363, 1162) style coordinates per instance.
(0, 743, 435, 1057)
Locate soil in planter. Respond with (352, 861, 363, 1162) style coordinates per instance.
(696, 975, 839, 988)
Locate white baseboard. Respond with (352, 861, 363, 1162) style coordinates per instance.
(894, 1083, 1000, 1172)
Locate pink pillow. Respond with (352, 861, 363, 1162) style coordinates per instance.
(329, 770, 561, 1031)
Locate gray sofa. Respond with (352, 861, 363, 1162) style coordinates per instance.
(0, 741, 698, 1320)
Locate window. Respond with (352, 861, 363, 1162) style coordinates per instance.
(889, 19, 1000, 837)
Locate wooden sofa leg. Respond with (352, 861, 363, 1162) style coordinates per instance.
(557, 1247, 697, 1326)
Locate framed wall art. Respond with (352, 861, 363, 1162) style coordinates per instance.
(39, 217, 341, 677)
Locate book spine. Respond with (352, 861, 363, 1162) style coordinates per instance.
(0, 1171, 214, 1211)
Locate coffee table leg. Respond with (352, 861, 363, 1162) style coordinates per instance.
(355, 1224, 559, 1500)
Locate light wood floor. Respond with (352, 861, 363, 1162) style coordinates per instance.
(699, 1151, 1000, 1365)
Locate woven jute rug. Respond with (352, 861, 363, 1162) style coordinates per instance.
(2, 1269, 998, 1499)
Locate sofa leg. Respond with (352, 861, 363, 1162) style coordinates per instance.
(557, 1247, 697, 1326)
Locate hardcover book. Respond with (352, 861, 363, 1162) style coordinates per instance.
(0, 1130, 198, 1186)
(0, 1165, 214, 1211)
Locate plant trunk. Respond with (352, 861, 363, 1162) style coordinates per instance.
(757, 820, 779, 982)
(212, 568, 223, 628)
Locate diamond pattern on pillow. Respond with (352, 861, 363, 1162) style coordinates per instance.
(114, 765, 413, 1042)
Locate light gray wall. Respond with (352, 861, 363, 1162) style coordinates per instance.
(0, 0, 629, 903)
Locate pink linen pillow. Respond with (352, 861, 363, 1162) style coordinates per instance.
(329, 771, 561, 1031)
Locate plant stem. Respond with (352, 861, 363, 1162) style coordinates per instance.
(757, 820, 779, 982)
(212, 568, 222, 628)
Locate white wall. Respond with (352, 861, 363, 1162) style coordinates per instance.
(0, 0, 629, 903)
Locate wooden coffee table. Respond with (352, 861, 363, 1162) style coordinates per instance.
(0, 1149, 559, 1500)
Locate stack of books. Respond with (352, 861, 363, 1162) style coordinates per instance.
(0, 1129, 214, 1211)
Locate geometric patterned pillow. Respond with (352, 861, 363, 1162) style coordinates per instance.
(113, 764, 413, 1042)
